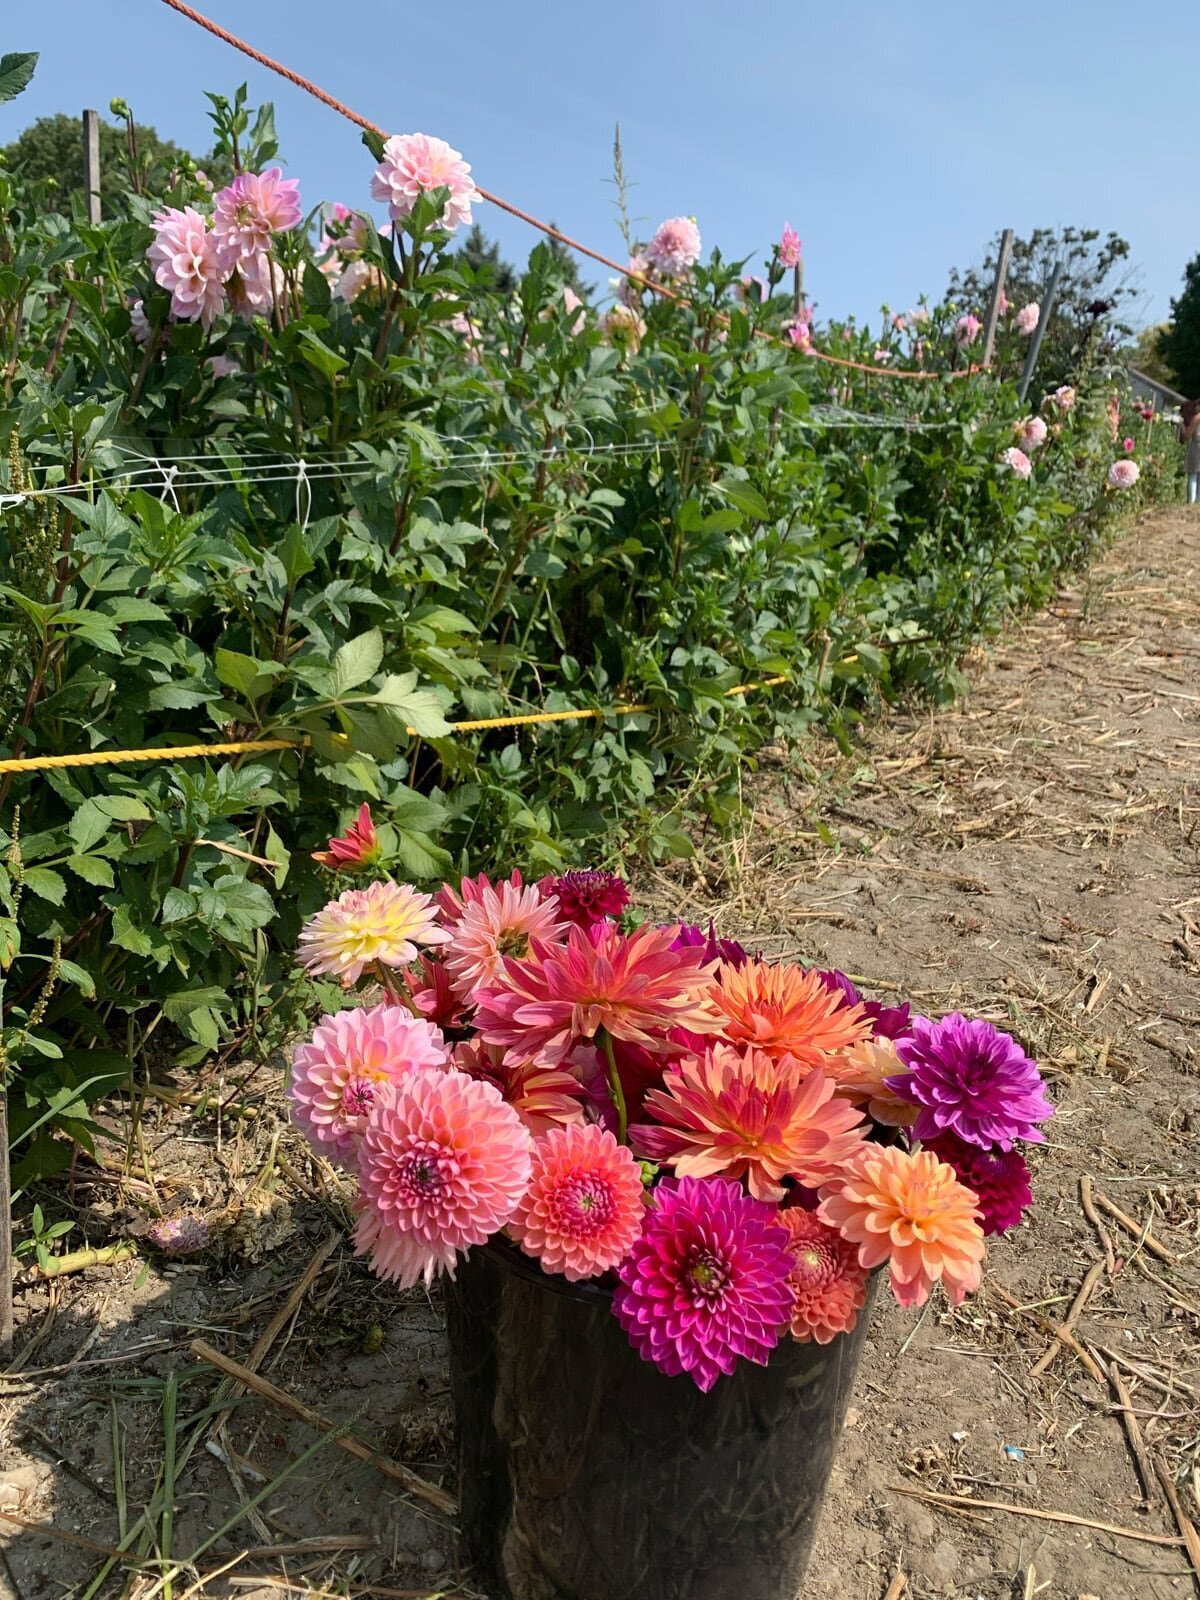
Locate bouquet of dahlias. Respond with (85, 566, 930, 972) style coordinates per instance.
(290, 831, 1052, 1393)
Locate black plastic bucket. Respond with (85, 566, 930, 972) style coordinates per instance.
(444, 1238, 875, 1600)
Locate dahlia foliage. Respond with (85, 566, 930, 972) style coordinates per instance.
(289, 843, 1052, 1389)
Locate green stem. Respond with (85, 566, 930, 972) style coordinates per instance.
(599, 1029, 628, 1144)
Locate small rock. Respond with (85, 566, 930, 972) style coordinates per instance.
(0, 1466, 40, 1510)
(419, 1546, 447, 1575)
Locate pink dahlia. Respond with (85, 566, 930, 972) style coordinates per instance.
(1001, 446, 1033, 480)
(444, 878, 569, 1000)
(646, 216, 702, 277)
(1108, 459, 1141, 489)
(923, 1131, 1033, 1236)
(618, 250, 651, 307)
(778, 223, 802, 269)
(212, 168, 302, 259)
(598, 302, 646, 352)
(453, 1039, 587, 1135)
(887, 1012, 1053, 1150)
(1123, 435, 1135, 453)
(354, 1068, 533, 1287)
(289, 1003, 450, 1163)
(370, 132, 481, 232)
(734, 274, 767, 304)
(541, 869, 630, 928)
(205, 354, 239, 379)
(1052, 384, 1076, 412)
(1018, 416, 1048, 452)
(147, 206, 228, 329)
(312, 802, 380, 870)
(436, 869, 524, 930)
(783, 318, 812, 351)
(955, 313, 981, 347)
(635, 1048, 868, 1201)
(509, 1122, 645, 1281)
(129, 298, 152, 345)
(298, 880, 450, 987)
(407, 953, 467, 1031)
(1015, 302, 1040, 335)
(335, 259, 387, 305)
(224, 254, 284, 318)
(613, 1176, 794, 1391)
(476, 922, 722, 1065)
(780, 1207, 869, 1344)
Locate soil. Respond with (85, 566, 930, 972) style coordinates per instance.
(2, 505, 1198, 1600)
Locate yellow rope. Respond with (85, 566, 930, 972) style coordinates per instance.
(0, 678, 790, 775)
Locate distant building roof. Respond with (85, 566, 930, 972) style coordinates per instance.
(1127, 365, 1188, 405)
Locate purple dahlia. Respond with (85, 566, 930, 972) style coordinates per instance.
(887, 1012, 1053, 1151)
(924, 1131, 1033, 1236)
(815, 968, 911, 1040)
(670, 920, 748, 968)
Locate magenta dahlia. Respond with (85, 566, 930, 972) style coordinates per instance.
(542, 869, 630, 928)
(887, 1013, 1053, 1151)
(669, 921, 748, 968)
(612, 1177, 795, 1391)
(924, 1131, 1033, 1236)
(815, 969, 911, 1039)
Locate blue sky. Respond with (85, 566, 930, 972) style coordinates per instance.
(2, 0, 1190, 328)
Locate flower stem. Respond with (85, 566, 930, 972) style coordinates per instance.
(599, 1029, 628, 1145)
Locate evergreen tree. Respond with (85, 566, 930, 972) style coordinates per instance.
(1161, 257, 1200, 398)
(454, 223, 517, 293)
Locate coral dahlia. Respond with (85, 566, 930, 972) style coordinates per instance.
(443, 878, 569, 1000)
(298, 881, 449, 987)
(613, 1177, 795, 1390)
(354, 1068, 532, 1288)
(453, 1039, 587, 1136)
(508, 1122, 645, 1280)
(824, 1037, 919, 1128)
(635, 1047, 868, 1201)
(818, 1146, 985, 1308)
(710, 959, 872, 1068)
(290, 1003, 450, 1163)
(780, 1208, 869, 1344)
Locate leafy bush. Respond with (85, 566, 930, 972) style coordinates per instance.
(0, 79, 1178, 1166)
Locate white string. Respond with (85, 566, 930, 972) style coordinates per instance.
(157, 461, 180, 511)
(295, 458, 311, 532)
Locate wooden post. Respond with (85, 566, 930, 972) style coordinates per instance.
(82, 109, 101, 224)
(1017, 259, 1065, 403)
(792, 260, 805, 319)
(981, 228, 1013, 367)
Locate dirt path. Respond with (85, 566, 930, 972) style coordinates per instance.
(2, 507, 1198, 1600)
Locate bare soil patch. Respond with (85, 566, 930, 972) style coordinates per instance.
(3, 507, 1198, 1600)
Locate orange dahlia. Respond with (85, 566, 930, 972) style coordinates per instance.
(824, 1038, 919, 1128)
(779, 1208, 869, 1344)
(818, 1146, 985, 1309)
(453, 1039, 587, 1136)
(636, 1046, 868, 1201)
(710, 959, 872, 1068)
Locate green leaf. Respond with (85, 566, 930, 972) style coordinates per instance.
(69, 800, 109, 853)
(332, 629, 383, 695)
(215, 648, 284, 702)
(369, 673, 451, 737)
(110, 903, 153, 957)
(57, 958, 95, 998)
(96, 796, 151, 822)
(361, 126, 386, 161)
(65, 854, 116, 888)
(24, 867, 66, 905)
(0, 51, 38, 103)
(297, 329, 349, 378)
(716, 479, 771, 520)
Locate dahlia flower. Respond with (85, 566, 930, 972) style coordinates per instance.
(646, 216, 702, 277)
(955, 313, 981, 347)
(370, 132, 481, 231)
(224, 254, 284, 318)
(819, 1146, 985, 1308)
(212, 168, 302, 259)
(613, 1177, 795, 1390)
(444, 878, 569, 1000)
(436, 869, 524, 929)
(354, 1068, 533, 1287)
(780, 1207, 869, 1344)
(598, 302, 646, 352)
(636, 1048, 868, 1201)
(887, 1012, 1053, 1150)
(1051, 384, 1076, 412)
(783, 318, 813, 351)
(1108, 458, 1140, 490)
(407, 952, 467, 1030)
(290, 1003, 450, 1163)
(129, 298, 151, 345)
(205, 355, 239, 379)
(1123, 436, 1135, 453)
(298, 880, 449, 987)
(618, 251, 650, 307)
(147, 206, 227, 329)
(824, 1037, 919, 1128)
(669, 921, 747, 968)
(710, 958, 872, 1068)
(453, 1039, 587, 1135)
(734, 274, 767, 303)
(560, 285, 586, 333)
(335, 259, 387, 304)
(778, 224, 802, 269)
(873, 349, 891, 363)
(509, 1122, 645, 1280)
(924, 1131, 1033, 1236)
(476, 922, 722, 1064)
(448, 310, 482, 363)
(1015, 302, 1040, 335)
(312, 802, 380, 870)
(1001, 446, 1033, 480)
(1018, 416, 1048, 452)
(542, 869, 630, 928)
